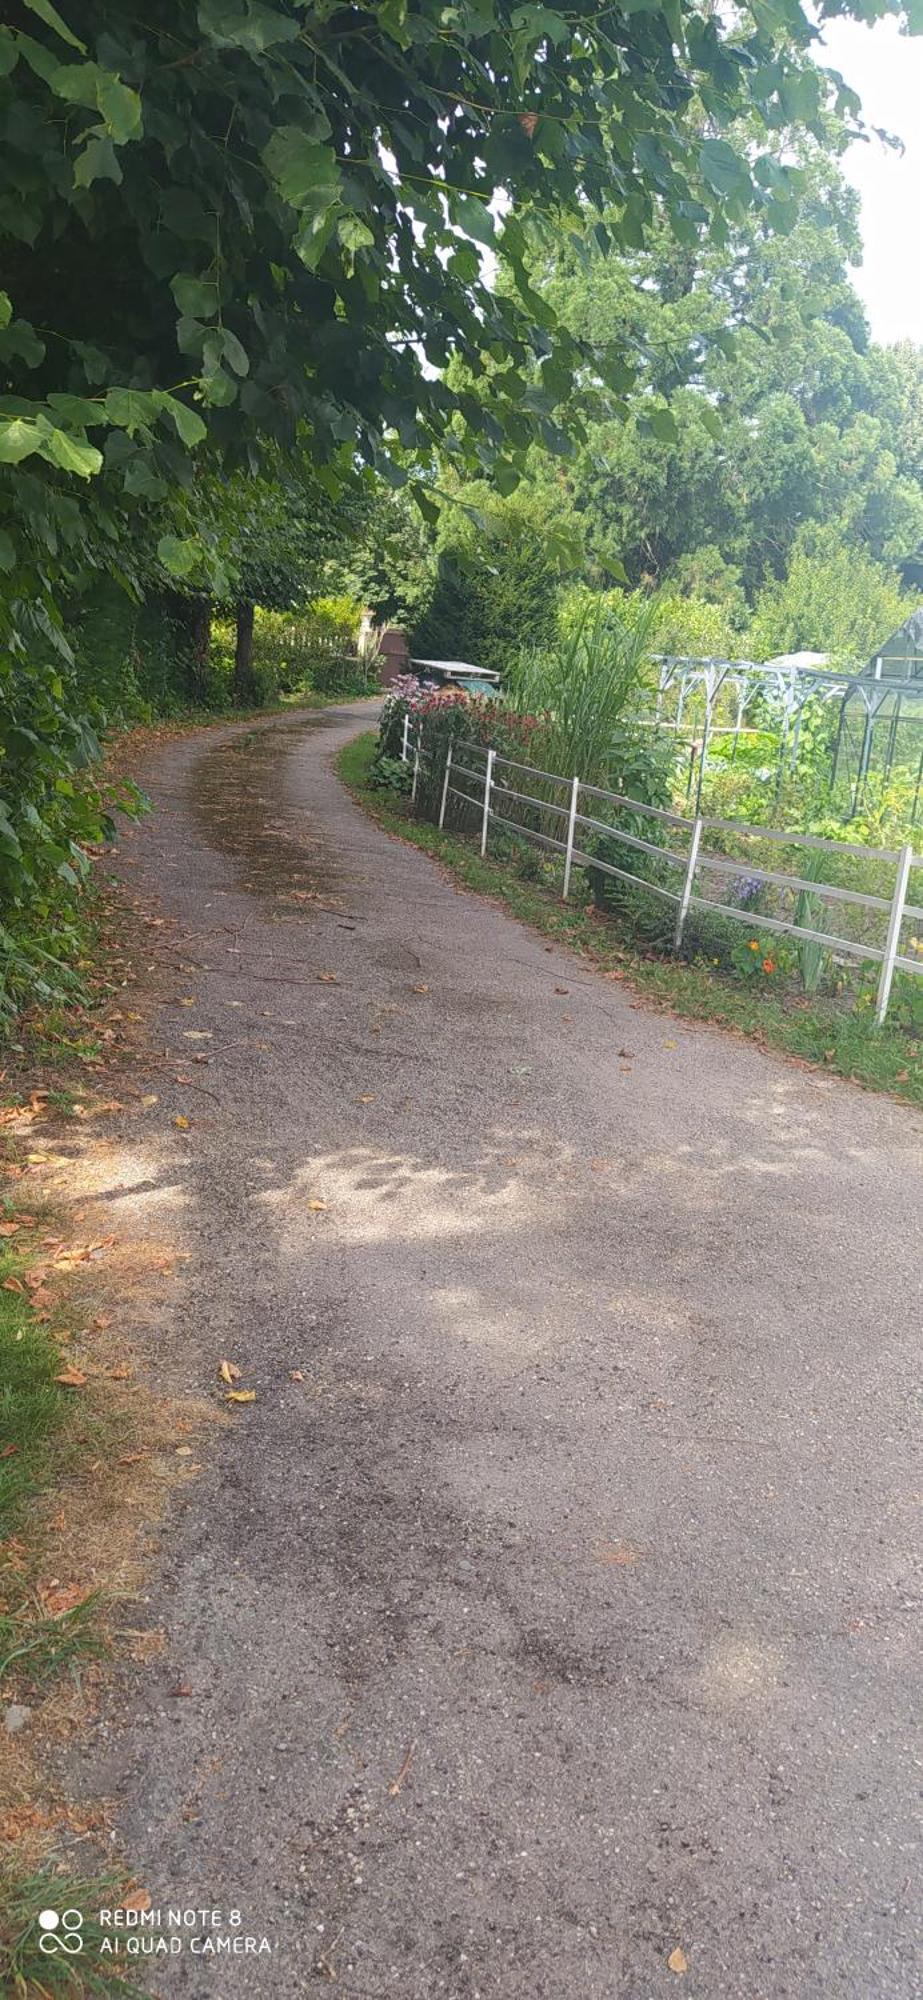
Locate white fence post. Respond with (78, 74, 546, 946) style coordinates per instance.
(411, 730, 421, 803)
(480, 747, 495, 858)
(438, 741, 453, 829)
(876, 842, 913, 1025)
(562, 775, 580, 900)
(674, 816, 703, 951)
(401, 712, 410, 762)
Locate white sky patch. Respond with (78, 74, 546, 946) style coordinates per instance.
(817, 15, 923, 346)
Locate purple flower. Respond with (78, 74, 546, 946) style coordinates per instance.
(732, 873, 763, 907)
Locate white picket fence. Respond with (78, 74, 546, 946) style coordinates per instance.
(399, 716, 923, 1027)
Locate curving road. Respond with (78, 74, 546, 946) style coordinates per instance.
(73, 704, 922, 1997)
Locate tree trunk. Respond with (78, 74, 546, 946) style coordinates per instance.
(234, 600, 256, 706)
(168, 592, 211, 699)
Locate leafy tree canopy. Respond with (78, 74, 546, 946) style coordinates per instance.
(2, 0, 918, 518)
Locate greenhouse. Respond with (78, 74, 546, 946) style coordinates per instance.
(651, 608, 923, 817)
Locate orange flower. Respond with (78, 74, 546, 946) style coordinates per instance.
(748, 939, 760, 951)
(762, 957, 775, 974)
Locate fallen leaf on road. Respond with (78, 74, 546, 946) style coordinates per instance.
(317, 971, 339, 984)
(554, 986, 569, 995)
(290, 1370, 305, 1382)
(355, 1094, 375, 1104)
(183, 1030, 212, 1040)
(178, 997, 198, 1007)
(225, 1389, 256, 1404)
(54, 1368, 87, 1389)
(598, 1543, 640, 1565)
(141, 1094, 158, 1108)
(173, 1114, 190, 1130)
(411, 983, 429, 994)
(107, 1365, 132, 1381)
(663, 1039, 677, 1050)
(308, 1199, 328, 1212)
(169, 1686, 194, 1699)
(667, 1948, 688, 1975)
(388, 1743, 415, 1795)
(123, 1891, 152, 1913)
(175, 1445, 193, 1456)
(218, 1359, 241, 1384)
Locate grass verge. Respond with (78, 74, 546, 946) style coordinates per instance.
(338, 731, 921, 1107)
(0, 1865, 140, 1995)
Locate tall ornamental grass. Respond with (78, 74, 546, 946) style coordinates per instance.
(507, 593, 661, 785)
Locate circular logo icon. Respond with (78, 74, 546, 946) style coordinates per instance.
(38, 1908, 84, 1956)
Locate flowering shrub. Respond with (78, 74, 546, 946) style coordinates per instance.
(378, 675, 437, 757)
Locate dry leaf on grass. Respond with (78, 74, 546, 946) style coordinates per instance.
(40, 1582, 91, 1616)
(54, 1367, 87, 1389)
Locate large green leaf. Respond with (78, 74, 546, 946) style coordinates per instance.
(156, 533, 200, 578)
(73, 134, 123, 186)
(699, 136, 749, 200)
(0, 417, 44, 463)
(262, 128, 340, 212)
(42, 427, 103, 476)
(170, 273, 219, 320)
(197, 0, 301, 51)
(23, 0, 86, 51)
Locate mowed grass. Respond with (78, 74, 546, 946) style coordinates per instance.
(0, 1237, 69, 1540)
(0, 1865, 138, 1997)
(338, 731, 922, 1107)
(0, 1226, 104, 1689)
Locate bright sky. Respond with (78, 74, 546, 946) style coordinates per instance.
(816, 16, 923, 347)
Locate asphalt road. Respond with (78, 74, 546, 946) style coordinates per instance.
(72, 704, 922, 1998)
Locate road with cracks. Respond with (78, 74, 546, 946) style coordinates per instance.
(71, 703, 922, 1997)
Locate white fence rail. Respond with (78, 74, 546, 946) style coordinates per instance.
(402, 730, 923, 1027)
